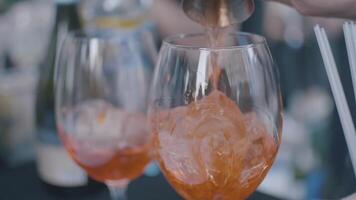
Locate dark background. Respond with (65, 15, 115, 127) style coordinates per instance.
(0, 162, 279, 200)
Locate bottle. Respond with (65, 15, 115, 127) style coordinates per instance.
(81, 0, 152, 30)
(35, 0, 101, 196)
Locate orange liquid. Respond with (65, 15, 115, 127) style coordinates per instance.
(58, 109, 151, 183)
(152, 91, 278, 200)
(62, 135, 151, 182)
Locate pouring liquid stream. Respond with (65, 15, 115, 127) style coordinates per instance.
(206, 26, 232, 91)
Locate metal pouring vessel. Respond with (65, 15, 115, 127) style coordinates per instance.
(182, 0, 255, 28)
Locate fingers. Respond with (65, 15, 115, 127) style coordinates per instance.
(263, 0, 356, 19)
(263, 0, 292, 6)
(291, 0, 356, 18)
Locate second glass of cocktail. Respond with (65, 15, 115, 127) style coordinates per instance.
(149, 32, 283, 200)
(55, 29, 156, 200)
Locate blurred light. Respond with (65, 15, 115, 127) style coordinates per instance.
(144, 162, 160, 177)
(103, 0, 122, 12)
(289, 86, 334, 125)
(284, 26, 304, 49)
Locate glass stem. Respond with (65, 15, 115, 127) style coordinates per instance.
(106, 180, 129, 200)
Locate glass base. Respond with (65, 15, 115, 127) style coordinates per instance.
(105, 179, 129, 200)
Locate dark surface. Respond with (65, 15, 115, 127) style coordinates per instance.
(0, 162, 280, 200)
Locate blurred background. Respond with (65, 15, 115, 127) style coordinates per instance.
(0, 0, 355, 199)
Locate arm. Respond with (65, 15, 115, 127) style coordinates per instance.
(263, 0, 356, 18)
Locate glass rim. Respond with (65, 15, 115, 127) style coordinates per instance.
(163, 31, 267, 51)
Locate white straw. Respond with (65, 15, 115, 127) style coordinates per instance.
(343, 22, 356, 102)
(314, 25, 356, 178)
(343, 192, 356, 200)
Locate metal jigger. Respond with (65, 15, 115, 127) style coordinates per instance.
(182, 0, 255, 28)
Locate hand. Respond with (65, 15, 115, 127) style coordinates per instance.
(263, 0, 356, 19)
(149, 0, 203, 37)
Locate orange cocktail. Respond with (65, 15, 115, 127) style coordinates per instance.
(59, 102, 151, 183)
(153, 91, 278, 200)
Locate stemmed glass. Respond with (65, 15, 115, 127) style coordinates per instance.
(55, 29, 156, 200)
(149, 32, 283, 200)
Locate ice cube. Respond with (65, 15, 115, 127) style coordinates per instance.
(120, 112, 149, 149)
(72, 100, 125, 141)
(158, 129, 207, 185)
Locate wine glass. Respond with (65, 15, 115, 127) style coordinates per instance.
(149, 32, 283, 200)
(55, 28, 156, 200)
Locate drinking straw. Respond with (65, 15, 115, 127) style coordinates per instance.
(343, 22, 356, 102)
(343, 192, 356, 200)
(314, 25, 356, 178)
